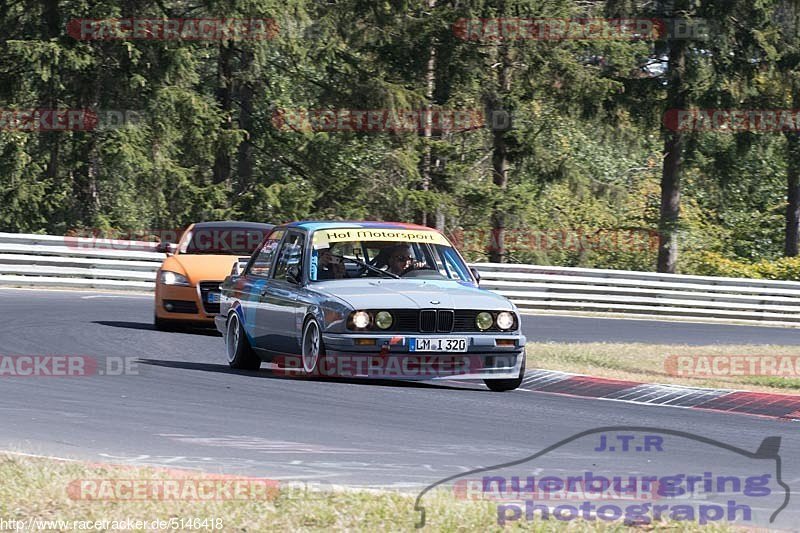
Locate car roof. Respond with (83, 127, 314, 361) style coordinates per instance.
(191, 221, 274, 230)
(281, 220, 437, 233)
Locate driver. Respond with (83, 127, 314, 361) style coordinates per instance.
(386, 244, 425, 276)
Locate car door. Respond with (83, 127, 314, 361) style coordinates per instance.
(259, 231, 306, 355)
(239, 230, 284, 347)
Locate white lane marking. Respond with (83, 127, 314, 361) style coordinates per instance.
(158, 435, 366, 454)
(0, 286, 151, 297)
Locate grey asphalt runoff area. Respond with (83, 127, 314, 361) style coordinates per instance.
(0, 288, 797, 528)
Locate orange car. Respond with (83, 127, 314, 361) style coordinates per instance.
(154, 221, 273, 330)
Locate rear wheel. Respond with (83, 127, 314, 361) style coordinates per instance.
(484, 355, 526, 392)
(226, 313, 261, 370)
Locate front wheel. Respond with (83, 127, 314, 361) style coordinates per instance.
(301, 318, 325, 376)
(225, 313, 261, 370)
(484, 355, 526, 392)
(154, 314, 180, 332)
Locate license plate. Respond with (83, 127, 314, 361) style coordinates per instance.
(409, 337, 467, 353)
(207, 292, 221, 303)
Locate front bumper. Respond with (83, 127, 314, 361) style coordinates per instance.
(319, 332, 526, 381)
(155, 282, 220, 324)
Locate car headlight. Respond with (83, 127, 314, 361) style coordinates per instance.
(476, 311, 493, 331)
(375, 311, 393, 330)
(351, 311, 371, 329)
(496, 311, 515, 330)
(160, 270, 191, 286)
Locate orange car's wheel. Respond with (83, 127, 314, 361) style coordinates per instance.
(154, 314, 180, 332)
(226, 313, 261, 370)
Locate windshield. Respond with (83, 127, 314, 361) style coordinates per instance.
(179, 226, 268, 255)
(309, 228, 473, 282)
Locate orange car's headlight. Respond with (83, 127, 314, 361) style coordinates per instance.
(160, 270, 191, 286)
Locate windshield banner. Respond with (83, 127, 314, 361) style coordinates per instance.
(312, 228, 451, 249)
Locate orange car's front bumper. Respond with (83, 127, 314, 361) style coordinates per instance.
(154, 281, 222, 324)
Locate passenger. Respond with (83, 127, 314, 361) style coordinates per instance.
(317, 248, 346, 280)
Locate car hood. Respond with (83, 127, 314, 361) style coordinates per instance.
(312, 279, 514, 310)
(162, 254, 240, 285)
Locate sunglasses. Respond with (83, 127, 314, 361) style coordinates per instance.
(391, 255, 413, 262)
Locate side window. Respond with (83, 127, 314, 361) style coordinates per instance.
(247, 231, 284, 277)
(273, 233, 305, 281)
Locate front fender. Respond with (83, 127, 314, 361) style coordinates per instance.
(302, 304, 326, 330)
(228, 301, 257, 346)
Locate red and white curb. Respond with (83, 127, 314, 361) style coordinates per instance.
(520, 370, 800, 421)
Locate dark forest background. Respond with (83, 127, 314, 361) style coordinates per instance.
(3, 0, 800, 277)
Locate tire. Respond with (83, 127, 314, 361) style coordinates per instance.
(225, 313, 261, 370)
(300, 318, 325, 376)
(154, 314, 179, 332)
(484, 355, 526, 392)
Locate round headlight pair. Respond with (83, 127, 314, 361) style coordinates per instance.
(351, 311, 393, 330)
(476, 312, 493, 331)
(375, 311, 393, 329)
(496, 311, 515, 330)
(475, 311, 515, 331)
(352, 311, 371, 329)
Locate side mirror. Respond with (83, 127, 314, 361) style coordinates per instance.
(286, 264, 301, 285)
(156, 241, 175, 255)
(231, 257, 250, 277)
(470, 267, 481, 285)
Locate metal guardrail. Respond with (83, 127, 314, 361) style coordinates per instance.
(1, 232, 799, 325)
(477, 263, 800, 325)
(0, 232, 160, 291)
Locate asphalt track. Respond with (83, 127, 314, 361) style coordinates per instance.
(1, 288, 799, 528)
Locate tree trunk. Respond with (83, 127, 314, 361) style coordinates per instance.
(41, 0, 60, 184)
(213, 41, 233, 186)
(488, 44, 512, 264)
(419, 0, 436, 227)
(658, 131, 684, 272)
(783, 5, 800, 256)
(236, 49, 255, 196)
(785, 132, 800, 256)
(656, 33, 687, 273)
